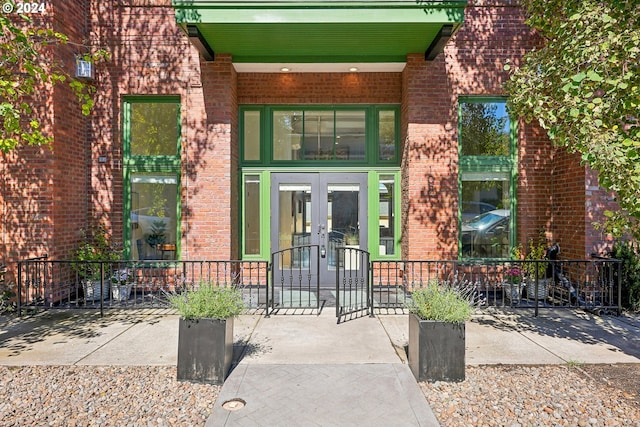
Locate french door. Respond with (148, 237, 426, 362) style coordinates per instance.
(270, 172, 368, 286)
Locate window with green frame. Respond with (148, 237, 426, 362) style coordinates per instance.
(459, 98, 516, 259)
(240, 106, 399, 166)
(123, 97, 181, 261)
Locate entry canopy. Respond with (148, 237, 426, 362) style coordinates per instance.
(172, 1, 467, 68)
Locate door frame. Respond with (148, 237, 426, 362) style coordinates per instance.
(270, 172, 368, 286)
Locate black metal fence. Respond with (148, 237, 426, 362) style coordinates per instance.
(371, 258, 623, 316)
(16, 255, 623, 317)
(17, 256, 269, 316)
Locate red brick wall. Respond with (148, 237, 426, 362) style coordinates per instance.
(0, 0, 617, 271)
(402, 0, 552, 260)
(237, 73, 401, 105)
(87, 1, 237, 259)
(52, 0, 91, 260)
(0, 10, 57, 265)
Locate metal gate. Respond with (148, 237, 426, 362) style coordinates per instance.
(335, 247, 372, 323)
(269, 245, 372, 321)
(270, 245, 321, 314)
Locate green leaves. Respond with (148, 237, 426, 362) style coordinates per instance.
(0, 15, 109, 152)
(505, 0, 640, 239)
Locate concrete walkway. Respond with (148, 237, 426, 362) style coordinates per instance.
(1, 307, 639, 426)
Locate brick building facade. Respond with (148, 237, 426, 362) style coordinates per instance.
(0, 0, 616, 279)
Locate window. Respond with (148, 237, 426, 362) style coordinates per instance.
(240, 105, 399, 167)
(459, 98, 515, 259)
(378, 174, 396, 255)
(124, 97, 181, 261)
(242, 110, 261, 162)
(243, 175, 261, 255)
(378, 110, 397, 162)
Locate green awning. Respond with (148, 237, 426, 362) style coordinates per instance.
(172, 1, 466, 64)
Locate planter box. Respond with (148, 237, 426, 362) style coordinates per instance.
(82, 279, 110, 302)
(177, 317, 234, 384)
(408, 314, 465, 382)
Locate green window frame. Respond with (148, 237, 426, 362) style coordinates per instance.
(458, 97, 517, 259)
(368, 171, 401, 259)
(123, 96, 182, 261)
(240, 170, 401, 260)
(239, 105, 400, 167)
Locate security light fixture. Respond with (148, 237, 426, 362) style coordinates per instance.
(75, 55, 94, 79)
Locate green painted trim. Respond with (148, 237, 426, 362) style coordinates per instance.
(367, 171, 378, 256)
(122, 96, 182, 260)
(239, 105, 400, 168)
(457, 96, 517, 260)
(368, 170, 401, 260)
(123, 166, 132, 258)
(174, 2, 467, 23)
(173, 1, 465, 63)
(240, 171, 271, 260)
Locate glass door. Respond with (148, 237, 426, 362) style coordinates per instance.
(271, 173, 368, 286)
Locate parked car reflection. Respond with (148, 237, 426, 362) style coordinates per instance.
(461, 201, 496, 224)
(461, 209, 510, 258)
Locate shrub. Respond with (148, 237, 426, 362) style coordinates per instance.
(406, 281, 474, 324)
(611, 241, 640, 311)
(168, 282, 245, 320)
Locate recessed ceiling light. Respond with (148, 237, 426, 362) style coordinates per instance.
(280, 67, 290, 72)
(349, 67, 359, 72)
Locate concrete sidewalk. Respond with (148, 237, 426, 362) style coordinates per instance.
(1, 308, 639, 426)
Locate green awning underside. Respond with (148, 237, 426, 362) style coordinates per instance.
(172, 1, 467, 63)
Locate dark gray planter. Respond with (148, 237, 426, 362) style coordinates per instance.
(408, 314, 466, 382)
(177, 317, 233, 384)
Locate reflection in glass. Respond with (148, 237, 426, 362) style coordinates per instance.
(130, 102, 179, 156)
(303, 111, 335, 160)
(327, 184, 360, 269)
(460, 101, 510, 156)
(378, 175, 395, 255)
(335, 111, 365, 160)
(272, 109, 368, 161)
(278, 183, 311, 268)
(460, 173, 510, 258)
(378, 110, 396, 161)
(273, 111, 302, 160)
(243, 111, 261, 161)
(244, 175, 260, 255)
(130, 173, 178, 260)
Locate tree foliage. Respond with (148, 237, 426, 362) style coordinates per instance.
(0, 13, 108, 153)
(505, 0, 640, 239)
(460, 102, 509, 157)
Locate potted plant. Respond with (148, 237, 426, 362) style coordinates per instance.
(110, 268, 133, 302)
(406, 281, 474, 382)
(503, 265, 524, 304)
(517, 238, 551, 300)
(168, 282, 245, 384)
(72, 226, 121, 302)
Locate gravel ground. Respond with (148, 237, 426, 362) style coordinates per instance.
(0, 366, 219, 426)
(422, 365, 640, 426)
(1, 364, 639, 426)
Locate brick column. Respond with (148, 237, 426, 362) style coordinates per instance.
(184, 54, 238, 259)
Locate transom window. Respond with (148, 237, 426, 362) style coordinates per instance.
(240, 106, 399, 166)
(459, 98, 516, 259)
